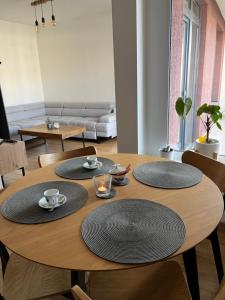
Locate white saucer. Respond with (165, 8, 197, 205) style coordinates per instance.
(83, 162, 103, 170)
(39, 194, 67, 210)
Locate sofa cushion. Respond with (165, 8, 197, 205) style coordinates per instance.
(12, 119, 46, 128)
(63, 103, 86, 109)
(6, 102, 45, 122)
(5, 105, 25, 114)
(83, 109, 112, 117)
(8, 124, 21, 136)
(61, 118, 96, 131)
(62, 108, 86, 117)
(99, 113, 116, 123)
(45, 102, 64, 108)
(84, 102, 115, 111)
(7, 109, 44, 122)
(45, 107, 62, 116)
(23, 102, 45, 111)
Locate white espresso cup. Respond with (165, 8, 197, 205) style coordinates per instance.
(44, 189, 59, 207)
(86, 156, 98, 166)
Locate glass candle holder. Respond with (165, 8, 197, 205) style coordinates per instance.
(93, 174, 112, 198)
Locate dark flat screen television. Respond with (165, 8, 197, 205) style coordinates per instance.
(0, 86, 10, 139)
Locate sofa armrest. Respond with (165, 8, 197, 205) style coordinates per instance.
(99, 113, 116, 123)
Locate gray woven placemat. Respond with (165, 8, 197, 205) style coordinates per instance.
(133, 161, 203, 189)
(82, 199, 186, 264)
(55, 157, 114, 180)
(1, 181, 88, 224)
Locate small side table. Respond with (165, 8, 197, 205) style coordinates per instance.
(0, 141, 28, 188)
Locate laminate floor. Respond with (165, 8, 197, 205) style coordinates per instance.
(1, 137, 225, 300)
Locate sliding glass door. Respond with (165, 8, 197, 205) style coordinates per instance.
(179, 0, 200, 150)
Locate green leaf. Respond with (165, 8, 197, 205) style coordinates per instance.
(175, 97, 192, 118)
(183, 97, 192, 117)
(175, 97, 185, 117)
(216, 122, 222, 130)
(197, 103, 207, 116)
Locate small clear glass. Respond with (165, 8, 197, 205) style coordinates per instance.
(93, 174, 112, 198)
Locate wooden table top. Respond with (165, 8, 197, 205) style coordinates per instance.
(18, 124, 86, 139)
(0, 153, 223, 271)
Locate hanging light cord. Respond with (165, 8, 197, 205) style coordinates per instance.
(34, 5, 37, 21)
(41, 2, 44, 19)
(50, 0, 54, 15)
(50, 0, 56, 25)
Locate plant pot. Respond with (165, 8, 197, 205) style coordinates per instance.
(195, 139, 220, 158)
(159, 149, 174, 160)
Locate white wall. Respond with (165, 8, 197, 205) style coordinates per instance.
(112, 0, 138, 153)
(142, 0, 170, 155)
(37, 12, 115, 103)
(111, 0, 170, 155)
(0, 20, 44, 107)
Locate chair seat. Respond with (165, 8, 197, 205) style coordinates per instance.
(87, 261, 191, 300)
(3, 253, 71, 300)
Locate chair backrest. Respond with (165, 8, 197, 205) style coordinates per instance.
(215, 277, 225, 300)
(182, 150, 225, 193)
(71, 285, 92, 300)
(38, 146, 97, 168)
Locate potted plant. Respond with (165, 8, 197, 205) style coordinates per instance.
(159, 97, 193, 159)
(195, 103, 223, 158)
(159, 145, 174, 159)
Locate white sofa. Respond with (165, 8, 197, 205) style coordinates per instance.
(6, 102, 117, 141)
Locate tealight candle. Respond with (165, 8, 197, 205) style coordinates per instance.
(98, 184, 107, 194)
(93, 175, 112, 198)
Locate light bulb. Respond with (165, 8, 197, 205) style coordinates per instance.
(51, 15, 56, 26)
(42, 17, 45, 28)
(35, 20, 39, 32)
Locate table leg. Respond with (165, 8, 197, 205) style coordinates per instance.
(0, 241, 9, 277)
(82, 132, 85, 148)
(21, 167, 25, 177)
(208, 228, 224, 282)
(20, 133, 23, 141)
(62, 139, 65, 152)
(71, 270, 85, 289)
(63, 271, 85, 299)
(183, 247, 200, 300)
(1, 176, 4, 188)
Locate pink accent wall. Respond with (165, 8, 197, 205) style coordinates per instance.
(212, 29, 224, 101)
(196, 0, 225, 134)
(169, 0, 225, 144)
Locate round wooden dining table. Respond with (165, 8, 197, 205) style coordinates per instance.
(0, 153, 223, 300)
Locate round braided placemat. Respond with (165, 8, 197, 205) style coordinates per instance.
(82, 199, 186, 264)
(55, 157, 114, 180)
(133, 161, 202, 189)
(1, 181, 88, 224)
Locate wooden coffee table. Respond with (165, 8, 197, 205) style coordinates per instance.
(18, 124, 86, 151)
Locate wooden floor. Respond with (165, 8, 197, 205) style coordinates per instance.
(1, 137, 225, 300)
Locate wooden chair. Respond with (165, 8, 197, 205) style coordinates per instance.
(215, 276, 225, 300)
(38, 146, 97, 168)
(182, 150, 225, 288)
(1, 147, 97, 299)
(71, 262, 225, 300)
(2, 253, 71, 300)
(71, 261, 191, 300)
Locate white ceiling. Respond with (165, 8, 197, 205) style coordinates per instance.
(0, 0, 111, 25)
(216, 0, 225, 20)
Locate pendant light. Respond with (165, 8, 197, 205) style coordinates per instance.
(41, 2, 45, 27)
(50, 0, 56, 26)
(34, 5, 39, 32)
